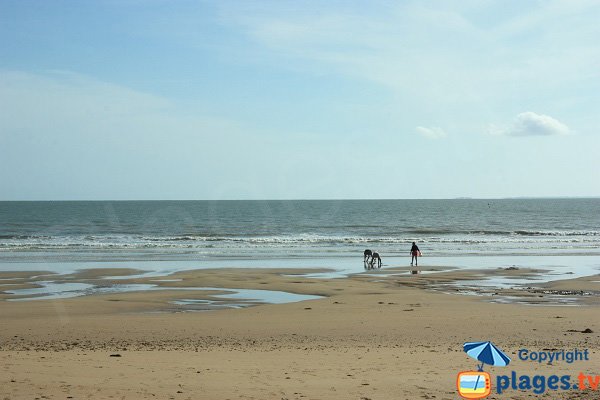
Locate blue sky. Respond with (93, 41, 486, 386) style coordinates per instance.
(1, 0, 599, 200)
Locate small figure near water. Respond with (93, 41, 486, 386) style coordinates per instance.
(370, 252, 382, 269)
(410, 242, 421, 266)
(363, 249, 381, 269)
(363, 249, 372, 264)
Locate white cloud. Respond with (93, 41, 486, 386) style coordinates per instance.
(217, 1, 600, 110)
(490, 112, 571, 137)
(416, 126, 447, 139)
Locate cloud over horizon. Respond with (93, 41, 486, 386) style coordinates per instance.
(416, 126, 447, 139)
(490, 112, 571, 137)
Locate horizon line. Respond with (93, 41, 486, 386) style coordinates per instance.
(1, 196, 599, 202)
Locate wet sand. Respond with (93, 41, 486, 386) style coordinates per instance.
(1, 267, 600, 399)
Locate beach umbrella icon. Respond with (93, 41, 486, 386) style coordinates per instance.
(463, 341, 511, 370)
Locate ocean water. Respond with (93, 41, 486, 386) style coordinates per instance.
(1, 199, 600, 301)
(0, 199, 600, 302)
(1, 199, 599, 264)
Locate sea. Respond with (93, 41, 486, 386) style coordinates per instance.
(1, 199, 600, 283)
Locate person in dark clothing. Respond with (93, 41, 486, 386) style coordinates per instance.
(363, 249, 372, 264)
(410, 242, 420, 266)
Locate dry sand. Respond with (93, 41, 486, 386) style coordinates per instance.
(1, 267, 599, 399)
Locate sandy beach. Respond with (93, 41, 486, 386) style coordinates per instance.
(1, 267, 599, 399)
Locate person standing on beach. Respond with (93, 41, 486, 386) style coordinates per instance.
(410, 242, 420, 266)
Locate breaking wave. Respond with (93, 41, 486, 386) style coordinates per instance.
(1, 231, 599, 251)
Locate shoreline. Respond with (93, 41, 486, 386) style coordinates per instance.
(1, 261, 600, 306)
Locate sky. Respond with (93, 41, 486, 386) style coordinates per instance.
(1, 0, 599, 200)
